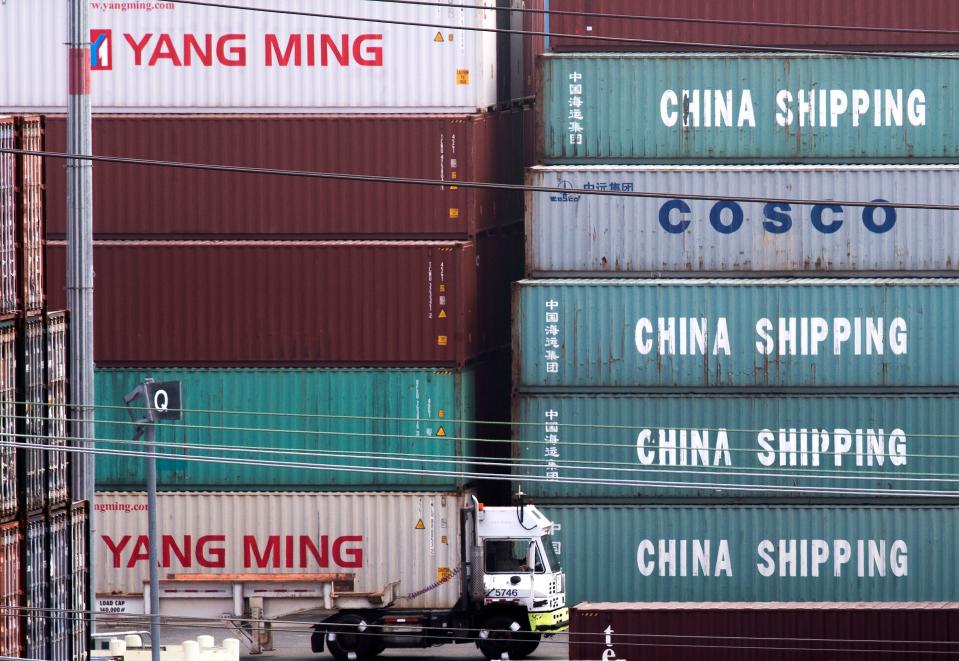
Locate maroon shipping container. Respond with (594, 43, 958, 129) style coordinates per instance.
(46, 231, 521, 366)
(24, 514, 47, 661)
(48, 508, 69, 661)
(46, 312, 68, 509)
(44, 111, 529, 239)
(14, 116, 43, 314)
(0, 521, 19, 659)
(70, 502, 88, 661)
(0, 118, 15, 316)
(0, 322, 15, 521)
(570, 602, 959, 660)
(17, 315, 45, 513)
(546, 0, 959, 51)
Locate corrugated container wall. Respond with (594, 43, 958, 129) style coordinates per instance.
(48, 509, 70, 661)
(545, 0, 959, 51)
(46, 312, 68, 508)
(71, 502, 89, 661)
(93, 367, 479, 490)
(540, 54, 959, 163)
(0, 0, 504, 113)
(24, 514, 48, 661)
(46, 233, 522, 366)
(44, 112, 529, 238)
(570, 602, 959, 661)
(0, 521, 19, 659)
(514, 393, 959, 499)
(0, 117, 15, 315)
(542, 505, 959, 604)
(14, 116, 43, 312)
(0, 323, 15, 521)
(526, 166, 959, 275)
(514, 278, 957, 389)
(17, 315, 45, 513)
(95, 491, 464, 610)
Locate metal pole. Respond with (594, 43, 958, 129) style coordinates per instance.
(66, 0, 96, 635)
(146, 421, 160, 661)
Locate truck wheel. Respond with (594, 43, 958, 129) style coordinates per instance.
(477, 614, 540, 660)
(325, 613, 373, 661)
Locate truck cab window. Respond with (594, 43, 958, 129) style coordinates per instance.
(485, 539, 545, 573)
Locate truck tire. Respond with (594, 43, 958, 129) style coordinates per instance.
(325, 613, 374, 661)
(477, 614, 540, 660)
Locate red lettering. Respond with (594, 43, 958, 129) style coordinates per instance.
(184, 34, 213, 66)
(123, 33, 153, 66)
(244, 535, 280, 568)
(127, 536, 150, 569)
(285, 535, 295, 568)
(149, 34, 182, 66)
(197, 535, 226, 568)
(298, 536, 329, 568)
(162, 535, 191, 568)
(320, 34, 349, 66)
(102, 535, 131, 569)
(354, 34, 383, 66)
(217, 34, 246, 66)
(265, 34, 300, 66)
(333, 535, 363, 568)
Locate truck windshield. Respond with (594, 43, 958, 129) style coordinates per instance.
(541, 535, 561, 572)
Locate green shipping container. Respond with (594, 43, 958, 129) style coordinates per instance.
(514, 393, 959, 499)
(514, 278, 956, 389)
(542, 505, 959, 604)
(541, 53, 959, 163)
(94, 368, 476, 489)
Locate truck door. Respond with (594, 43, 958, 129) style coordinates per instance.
(482, 539, 542, 605)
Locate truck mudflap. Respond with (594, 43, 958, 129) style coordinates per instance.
(310, 627, 325, 653)
(529, 607, 569, 633)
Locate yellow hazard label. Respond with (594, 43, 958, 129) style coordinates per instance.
(438, 309, 447, 319)
(437, 426, 447, 437)
(437, 567, 452, 581)
(451, 171, 458, 180)
(440, 536, 448, 545)
(448, 34, 455, 42)
(415, 519, 426, 530)
(434, 32, 445, 42)
(456, 69, 470, 85)
(438, 408, 445, 418)
(437, 335, 448, 346)
(449, 208, 460, 219)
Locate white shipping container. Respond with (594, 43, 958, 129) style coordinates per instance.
(95, 491, 465, 609)
(0, 0, 500, 113)
(527, 165, 959, 274)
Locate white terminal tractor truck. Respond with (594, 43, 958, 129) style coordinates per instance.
(312, 495, 569, 660)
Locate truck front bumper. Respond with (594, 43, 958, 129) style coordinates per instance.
(529, 607, 570, 633)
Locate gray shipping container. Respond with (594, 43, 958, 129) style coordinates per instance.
(527, 165, 959, 275)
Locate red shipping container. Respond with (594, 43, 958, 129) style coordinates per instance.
(44, 111, 529, 239)
(0, 521, 19, 659)
(14, 116, 43, 314)
(0, 322, 15, 521)
(545, 0, 959, 51)
(0, 117, 15, 316)
(46, 230, 521, 366)
(570, 602, 959, 661)
(70, 502, 89, 661)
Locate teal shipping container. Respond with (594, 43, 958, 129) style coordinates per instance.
(514, 278, 956, 389)
(514, 393, 959, 499)
(541, 505, 959, 604)
(94, 368, 477, 490)
(540, 53, 959, 163)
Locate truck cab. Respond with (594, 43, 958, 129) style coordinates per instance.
(312, 496, 568, 660)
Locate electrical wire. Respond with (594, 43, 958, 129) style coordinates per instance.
(160, 0, 959, 60)
(5, 148, 959, 212)
(357, 0, 959, 38)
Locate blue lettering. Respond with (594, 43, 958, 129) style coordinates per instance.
(659, 199, 691, 234)
(862, 200, 897, 234)
(762, 203, 792, 234)
(811, 204, 844, 234)
(709, 201, 743, 235)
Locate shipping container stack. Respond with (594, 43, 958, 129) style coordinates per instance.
(0, 0, 533, 608)
(0, 114, 89, 661)
(512, 0, 959, 635)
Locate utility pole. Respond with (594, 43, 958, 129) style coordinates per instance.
(67, 0, 95, 634)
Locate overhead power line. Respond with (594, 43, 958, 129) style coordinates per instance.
(161, 0, 959, 60)
(4, 148, 959, 212)
(359, 0, 959, 37)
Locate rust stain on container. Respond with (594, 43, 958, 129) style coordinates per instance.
(44, 112, 530, 238)
(45, 231, 521, 366)
(547, 0, 959, 51)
